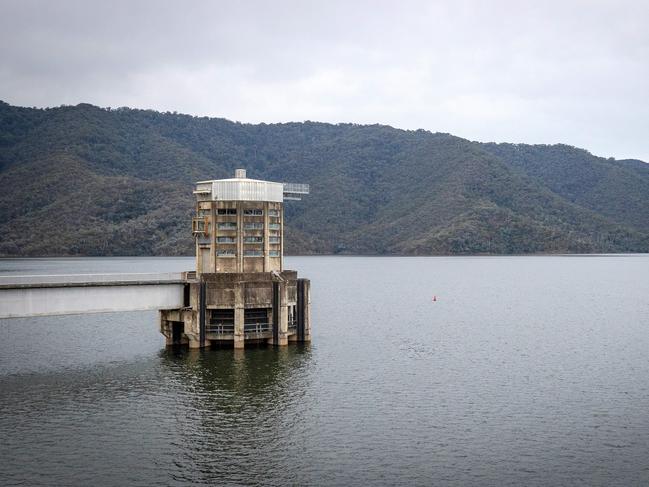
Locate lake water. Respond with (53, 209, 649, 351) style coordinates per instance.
(1, 255, 648, 486)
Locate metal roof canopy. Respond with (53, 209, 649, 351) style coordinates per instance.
(196, 169, 310, 202)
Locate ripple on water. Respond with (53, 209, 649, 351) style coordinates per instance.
(1, 255, 649, 486)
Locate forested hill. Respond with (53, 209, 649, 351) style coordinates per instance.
(1, 100, 648, 256)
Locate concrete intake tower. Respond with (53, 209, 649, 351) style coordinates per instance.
(159, 169, 312, 349)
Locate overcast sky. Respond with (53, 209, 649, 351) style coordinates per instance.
(1, 0, 647, 161)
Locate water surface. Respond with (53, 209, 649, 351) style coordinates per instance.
(1, 255, 648, 485)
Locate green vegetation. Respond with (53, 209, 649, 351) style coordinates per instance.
(1, 101, 648, 256)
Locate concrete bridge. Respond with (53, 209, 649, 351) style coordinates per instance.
(0, 273, 187, 319)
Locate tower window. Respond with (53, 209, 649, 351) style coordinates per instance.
(244, 250, 263, 257)
(217, 222, 237, 230)
(244, 236, 263, 243)
(244, 222, 264, 230)
(192, 217, 208, 235)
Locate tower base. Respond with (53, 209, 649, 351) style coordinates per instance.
(160, 271, 311, 349)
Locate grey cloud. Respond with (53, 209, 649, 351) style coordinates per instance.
(0, 0, 648, 161)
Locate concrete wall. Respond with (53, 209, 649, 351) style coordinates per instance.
(194, 200, 283, 275)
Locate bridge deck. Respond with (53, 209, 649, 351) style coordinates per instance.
(0, 273, 187, 319)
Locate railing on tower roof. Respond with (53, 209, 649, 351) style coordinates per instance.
(283, 183, 310, 201)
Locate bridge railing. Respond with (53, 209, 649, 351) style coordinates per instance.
(206, 323, 235, 334)
(244, 322, 271, 334)
(0, 272, 185, 287)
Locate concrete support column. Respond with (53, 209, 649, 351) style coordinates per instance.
(234, 282, 245, 349)
(294, 278, 311, 343)
(185, 285, 202, 348)
(268, 280, 287, 346)
(280, 205, 284, 271)
(263, 201, 270, 272)
(160, 314, 173, 346)
(236, 201, 243, 273)
(186, 310, 202, 348)
(303, 279, 312, 342)
(278, 281, 289, 346)
(209, 201, 216, 273)
(198, 281, 206, 348)
(194, 201, 200, 275)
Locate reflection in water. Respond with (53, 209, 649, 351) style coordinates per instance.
(157, 346, 314, 485)
(0, 344, 314, 487)
(160, 345, 312, 397)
